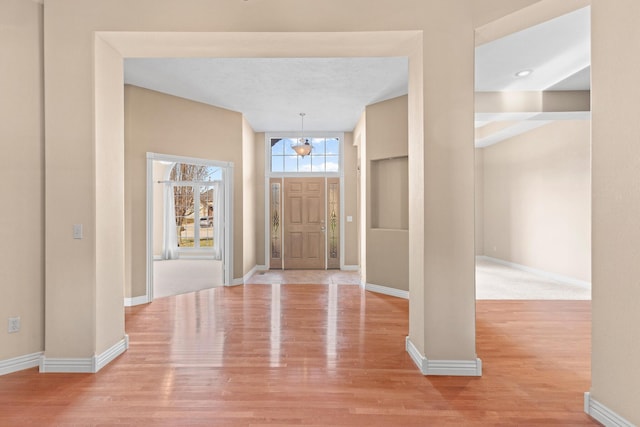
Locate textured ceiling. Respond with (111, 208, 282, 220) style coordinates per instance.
(123, 6, 590, 145)
(124, 57, 408, 132)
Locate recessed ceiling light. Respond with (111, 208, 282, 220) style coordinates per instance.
(515, 69, 533, 78)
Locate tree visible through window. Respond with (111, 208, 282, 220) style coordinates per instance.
(271, 137, 340, 173)
(170, 164, 221, 248)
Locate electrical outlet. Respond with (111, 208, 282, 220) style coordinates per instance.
(8, 317, 20, 334)
(73, 224, 83, 239)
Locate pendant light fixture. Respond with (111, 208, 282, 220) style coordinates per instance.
(291, 113, 312, 157)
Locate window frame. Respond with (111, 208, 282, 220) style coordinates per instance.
(171, 180, 220, 252)
(266, 132, 344, 177)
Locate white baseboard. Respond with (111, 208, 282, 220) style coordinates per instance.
(406, 337, 482, 376)
(364, 282, 409, 299)
(232, 264, 268, 286)
(124, 295, 150, 307)
(478, 256, 591, 289)
(40, 335, 129, 374)
(0, 352, 43, 376)
(95, 335, 129, 372)
(341, 265, 360, 271)
(39, 356, 95, 373)
(584, 393, 635, 427)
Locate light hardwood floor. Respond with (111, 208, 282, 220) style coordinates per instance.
(0, 283, 597, 426)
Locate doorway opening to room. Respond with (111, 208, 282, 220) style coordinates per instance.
(474, 6, 592, 302)
(266, 135, 343, 271)
(146, 153, 233, 300)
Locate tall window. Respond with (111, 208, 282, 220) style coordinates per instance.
(170, 164, 222, 249)
(270, 137, 340, 173)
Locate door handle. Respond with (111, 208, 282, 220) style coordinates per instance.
(320, 226, 326, 231)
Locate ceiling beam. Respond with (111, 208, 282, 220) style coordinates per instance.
(475, 0, 591, 46)
(475, 90, 590, 114)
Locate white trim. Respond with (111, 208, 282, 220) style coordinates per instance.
(264, 134, 346, 271)
(0, 352, 43, 376)
(406, 337, 426, 372)
(40, 335, 129, 374)
(146, 152, 233, 169)
(124, 295, 149, 307)
(339, 136, 345, 269)
(224, 166, 234, 286)
(478, 256, 591, 289)
(406, 337, 483, 377)
(94, 335, 129, 372)
(232, 265, 268, 286)
(175, 254, 219, 260)
(584, 393, 635, 427)
(264, 167, 272, 269)
(146, 152, 234, 304)
(146, 155, 155, 302)
(39, 357, 94, 373)
(341, 265, 360, 271)
(269, 172, 341, 178)
(364, 282, 409, 299)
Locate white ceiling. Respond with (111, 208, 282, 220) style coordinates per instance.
(123, 6, 590, 142)
(124, 57, 408, 132)
(475, 6, 590, 93)
(474, 6, 590, 146)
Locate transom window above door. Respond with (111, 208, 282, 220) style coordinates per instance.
(270, 137, 340, 173)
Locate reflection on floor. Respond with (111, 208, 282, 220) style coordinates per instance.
(476, 257, 591, 300)
(0, 284, 596, 425)
(153, 259, 223, 299)
(245, 269, 361, 285)
(154, 260, 589, 301)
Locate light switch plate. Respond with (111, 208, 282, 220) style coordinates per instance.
(8, 317, 20, 333)
(347, 216, 353, 222)
(73, 224, 83, 239)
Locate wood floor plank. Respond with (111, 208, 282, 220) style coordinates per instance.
(0, 284, 598, 426)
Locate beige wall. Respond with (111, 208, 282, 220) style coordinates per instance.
(474, 149, 484, 256)
(254, 133, 266, 267)
(242, 117, 257, 275)
(480, 120, 591, 281)
(6, 0, 611, 389)
(365, 96, 409, 292)
(125, 85, 245, 298)
(591, 0, 640, 424)
(0, 0, 44, 360)
(95, 36, 126, 354)
(35, 0, 544, 371)
(342, 132, 359, 267)
(370, 157, 409, 230)
(417, 2, 475, 361)
(353, 113, 367, 280)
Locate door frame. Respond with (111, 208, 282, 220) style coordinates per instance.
(145, 152, 234, 302)
(282, 177, 327, 270)
(264, 132, 345, 270)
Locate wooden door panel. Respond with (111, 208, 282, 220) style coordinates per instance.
(307, 182, 321, 192)
(290, 197, 303, 224)
(306, 232, 322, 259)
(284, 177, 325, 269)
(307, 197, 322, 223)
(290, 232, 303, 258)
